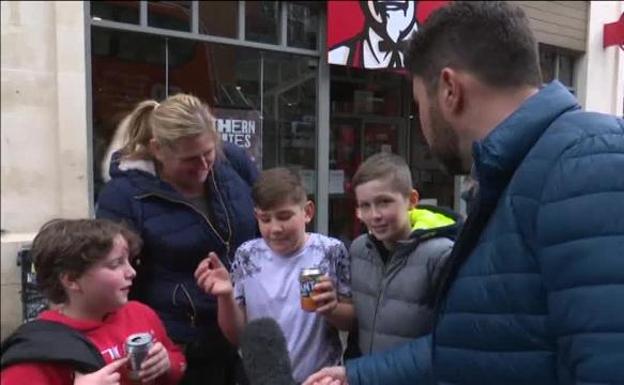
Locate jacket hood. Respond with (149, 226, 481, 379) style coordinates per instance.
(408, 205, 461, 242)
(410, 206, 456, 231)
(108, 150, 156, 179)
(366, 205, 461, 253)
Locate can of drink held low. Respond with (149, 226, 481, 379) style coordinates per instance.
(299, 267, 323, 312)
(125, 333, 153, 380)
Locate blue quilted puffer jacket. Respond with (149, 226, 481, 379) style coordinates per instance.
(96, 142, 258, 344)
(345, 81, 624, 385)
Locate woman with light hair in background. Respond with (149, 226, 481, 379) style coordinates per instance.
(96, 93, 258, 385)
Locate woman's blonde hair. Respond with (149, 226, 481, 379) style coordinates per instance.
(119, 93, 220, 159)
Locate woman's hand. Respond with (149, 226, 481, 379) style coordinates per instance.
(73, 357, 128, 385)
(139, 341, 171, 383)
(194, 252, 233, 296)
(312, 276, 338, 316)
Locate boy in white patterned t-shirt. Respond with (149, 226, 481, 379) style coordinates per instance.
(195, 167, 354, 383)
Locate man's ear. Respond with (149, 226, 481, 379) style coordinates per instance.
(438, 68, 464, 116)
(304, 200, 315, 224)
(409, 189, 420, 209)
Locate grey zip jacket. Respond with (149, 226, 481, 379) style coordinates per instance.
(350, 205, 461, 354)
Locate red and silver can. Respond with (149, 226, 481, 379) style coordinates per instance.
(125, 332, 153, 379)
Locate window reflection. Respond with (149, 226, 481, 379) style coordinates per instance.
(558, 54, 574, 88)
(91, 28, 166, 196)
(91, 1, 139, 24)
(287, 2, 319, 49)
(329, 66, 408, 245)
(539, 47, 556, 83)
(245, 1, 279, 44)
(539, 44, 578, 93)
(148, 1, 191, 32)
(199, 1, 238, 38)
(91, 28, 319, 216)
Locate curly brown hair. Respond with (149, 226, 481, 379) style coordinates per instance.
(32, 218, 142, 304)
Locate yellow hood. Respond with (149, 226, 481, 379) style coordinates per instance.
(409, 207, 456, 231)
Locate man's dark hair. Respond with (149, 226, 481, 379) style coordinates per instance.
(32, 218, 142, 304)
(252, 167, 308, 211)
(406, 2, 541, 91)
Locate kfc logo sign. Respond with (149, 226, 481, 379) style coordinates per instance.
(327, 1, 448, 69)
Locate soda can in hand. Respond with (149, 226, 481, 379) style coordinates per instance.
(125, 332, 153, 380)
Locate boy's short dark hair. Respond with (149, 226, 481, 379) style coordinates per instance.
(32, 218, 142, 304)
(406, 2, 541, 93)
(352, 153, 413, 197)
(252, 167, 308, 210)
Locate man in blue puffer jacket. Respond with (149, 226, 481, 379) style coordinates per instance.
(304, 2, 624, 385)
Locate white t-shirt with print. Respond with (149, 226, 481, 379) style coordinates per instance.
(231, 233, 351, 383)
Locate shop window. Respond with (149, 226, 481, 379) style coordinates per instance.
(91, 28, 319, 221)
(287, 2, 320, 50)
(91, 28, 166, 196)
(199, 1, 238, 38)
(539, 44, 578, 94)
(328, 65, 409, 245)
(148, 1, 191, 32)
(408, 105, 455, 211)
(245, 1, 280, 44)
(91, 1, 140, 24)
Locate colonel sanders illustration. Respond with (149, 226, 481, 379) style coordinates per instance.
(329, 1, 419, 69)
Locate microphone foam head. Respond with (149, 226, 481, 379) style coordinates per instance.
(240, 317, 296, 385)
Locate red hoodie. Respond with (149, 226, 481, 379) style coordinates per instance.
(1, 301, 185, 385)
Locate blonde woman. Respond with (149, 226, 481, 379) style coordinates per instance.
(96, 94, 258, 385)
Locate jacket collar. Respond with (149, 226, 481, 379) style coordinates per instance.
(366, 205, 462, 256)
(108, 151, 196, 200)
(118, 158, 156, 176)
(472, 80, 579, 201)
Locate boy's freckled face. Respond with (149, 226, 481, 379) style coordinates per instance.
(355, 179, 413, 247)
(76, 234, 136, 312)
(255, 201, 314, 256)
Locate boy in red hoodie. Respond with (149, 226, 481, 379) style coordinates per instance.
(1, 219, 186, 385)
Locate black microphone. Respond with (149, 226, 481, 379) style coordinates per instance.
(240, 317, 296, 385)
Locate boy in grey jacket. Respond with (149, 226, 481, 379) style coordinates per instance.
(347, 152, 460, 355)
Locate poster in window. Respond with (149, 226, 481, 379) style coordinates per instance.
(213, 108, 263, 169)
(327, 1, 448, 69)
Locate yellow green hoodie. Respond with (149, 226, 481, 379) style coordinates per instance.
(409, 206, 457, 232)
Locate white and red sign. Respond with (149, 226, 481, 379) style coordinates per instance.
(327, 1, 448, 69)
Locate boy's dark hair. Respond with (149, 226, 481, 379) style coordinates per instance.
(406, 2, 541, 93)
(352, 152, 413, 197)
(32, 218, 142, 304)
(252, 167, 308, 210)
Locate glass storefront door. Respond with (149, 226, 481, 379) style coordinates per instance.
(329, 116, 406, 246)
(328, 66, 408, 246)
